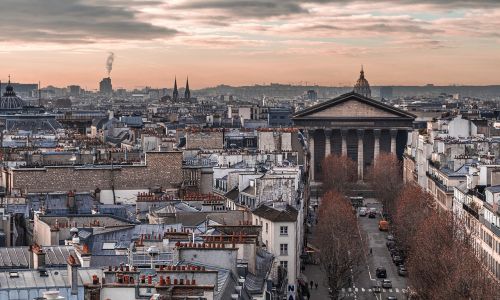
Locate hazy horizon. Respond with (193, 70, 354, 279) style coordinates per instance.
(1, 0, 500, 89)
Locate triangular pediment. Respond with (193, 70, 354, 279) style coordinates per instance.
(293, 92, 416, 120)
(308, 99, 397, 118)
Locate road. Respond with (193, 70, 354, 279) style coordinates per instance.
(340, 198, 409, 300)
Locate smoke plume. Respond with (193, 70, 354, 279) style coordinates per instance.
(106, 52, 115, 76)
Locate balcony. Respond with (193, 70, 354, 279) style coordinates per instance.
(463, 202, 479, 220)
(426, 172, 454, 193)
(479, 215, 500, 238)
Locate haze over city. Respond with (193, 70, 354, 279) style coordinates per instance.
(1, 0, 500, 89)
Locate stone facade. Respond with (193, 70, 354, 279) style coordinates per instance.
(185, 131, 224, 150)
(6, 152, 183, 194)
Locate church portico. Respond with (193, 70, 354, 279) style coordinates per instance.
(293, 70, 415, 182)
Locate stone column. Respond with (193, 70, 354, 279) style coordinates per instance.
(373, 129, 381, 159)
(324, 129, 331, 159)
(357, 129, 364, 180)
(341, 129, 348, 156)
(390, 129, 398, 155)
(308, 130, 315, 182)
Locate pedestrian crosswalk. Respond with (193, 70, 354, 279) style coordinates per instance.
(341, 287, 406, 294)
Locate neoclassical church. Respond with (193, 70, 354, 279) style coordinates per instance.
(293, 68, 415, 182)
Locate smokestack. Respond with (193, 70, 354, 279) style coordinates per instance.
(106, 52, 115, 76)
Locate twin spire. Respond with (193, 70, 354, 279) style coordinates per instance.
(172, 76, 190, 101)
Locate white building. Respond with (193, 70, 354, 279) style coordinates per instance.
(252, 203, 301, 286)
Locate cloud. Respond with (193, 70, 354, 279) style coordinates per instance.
(170, 0, 500, 19)
(172, 0, 307, 18)
(0, 0, 177, 44)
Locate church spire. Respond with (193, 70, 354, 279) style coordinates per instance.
(172, 76, 179, 101)
(184, 77, 190, 100)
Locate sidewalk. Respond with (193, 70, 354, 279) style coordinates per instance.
(303, 263, 330, 299)
(302, 204, 330, 299)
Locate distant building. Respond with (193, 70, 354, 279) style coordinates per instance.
(99, 77, 112, 95)
(353, 66, 371, 97)
(68, 85, 81, 97)
(172, 77, 179, 101)
(1, 82, 37, 98)
(380, 86, 393, 99)
(184, 77, 191, 100)
(268, 107, 292, 127)
(306, 90, 317, 101)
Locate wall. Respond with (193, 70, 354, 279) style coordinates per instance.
(186, 131, 224, 150)
(179, 248, 238, 275)
(8, 152, 183, 194)
(253, 213, 298, 285)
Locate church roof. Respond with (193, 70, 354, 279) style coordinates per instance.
(0, 82, 26, 110)
(292, 91, 416, 120)
(353, 67, 371, 97)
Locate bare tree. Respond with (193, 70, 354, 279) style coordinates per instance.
(366, 153, 403, 216)
(322, 155, 357, 194)
(392, 184, 434, 255)
(315, 191, 365, 299)
(407, 213, 499, 299)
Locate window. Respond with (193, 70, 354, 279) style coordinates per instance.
(266, 223, 269, 233)
(280, 226, 288, 236)
(280, 243, 288, 256)
(102, 242, 116, 250)
(280, 260, 288, 271)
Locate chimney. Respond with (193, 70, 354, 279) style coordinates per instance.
(94, 188, 101, 204)
(29, 244, 46, 270)
(67, 190, 77, 214)
(67, 255, 81, 295)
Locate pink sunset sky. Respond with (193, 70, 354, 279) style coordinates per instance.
(1, 0, 499, 90)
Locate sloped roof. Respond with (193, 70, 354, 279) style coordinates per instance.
(0, 246, 75, 269)
(252, 204, 298, 222)
(293, 91, 416, 120)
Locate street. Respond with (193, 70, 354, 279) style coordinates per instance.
(340, 198, 408, 300)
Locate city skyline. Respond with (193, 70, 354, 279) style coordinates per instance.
(1, 0, 500, 89)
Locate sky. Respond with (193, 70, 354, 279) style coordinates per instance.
(1, 0, 500, 90)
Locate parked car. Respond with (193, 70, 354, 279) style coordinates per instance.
(398, 266, 408, 277)
(386, 234, 395, 241)
(386, 241, 396, 248)
(387, 297, 398, 300)
(368, 211, 377, 218)
(381, 279, 392, 288)
(376, 267, 387, 278)
(359, 208, 367, 216)
(393, 255, 404, 266)
(389, 248, 400, 256)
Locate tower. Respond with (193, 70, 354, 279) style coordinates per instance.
(172, 77, 179, 101)
(184, 77, 190, 100)
(353, 66, 371, 98)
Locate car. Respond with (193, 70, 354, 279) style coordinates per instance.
(386, 234, 395, 241)
(389, 248, 400, 256)
(386, 241, 396, 248)
(387, 297, 398, 300)
(393, 256, 404, 266)
(381, 279, 392, 288)
(398, 266, 408, 277)
(359, 208, 367, 217)
(376, 267, 387, 278)
(368, 211, 377, 218)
